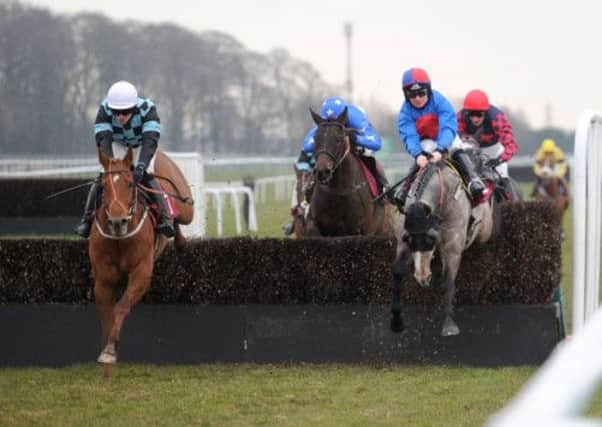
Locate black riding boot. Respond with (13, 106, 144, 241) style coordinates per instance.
(74, 175, 102, 238)
(393, 164, 419, 209)
(452, 150, 485, 199)
(147, 178, 175, 238)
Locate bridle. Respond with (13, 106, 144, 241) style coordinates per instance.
(94, 163, 149, 240)
(314, 121, 354, 184)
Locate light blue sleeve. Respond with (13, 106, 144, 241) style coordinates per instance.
(397, 105, 422, 158)
(432, 91, 457, 150)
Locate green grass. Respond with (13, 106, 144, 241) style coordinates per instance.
(0, 364, 537, 427)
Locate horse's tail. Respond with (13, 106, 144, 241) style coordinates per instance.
(174, 223, 187, 252)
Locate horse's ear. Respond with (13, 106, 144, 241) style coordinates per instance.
(310, 108, 323, 125)
(336, 107, 348, 124)
(125, 147, 134, 165)
(98, 148, 110, 170)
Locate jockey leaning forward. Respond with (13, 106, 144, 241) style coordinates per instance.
(457, 89, 519, 191)
(283, 96, 388, 235)
(74, 80, 175, 239)
(393, 68, 486, 209)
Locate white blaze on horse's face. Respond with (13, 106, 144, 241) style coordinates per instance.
(413, 250, 435, 288)
(113, 175, 120, 183)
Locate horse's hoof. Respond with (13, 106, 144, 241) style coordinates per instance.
(441, 316, 460, 336)
(97, 351, 117, 365)
(390, 316, 404, 333)
(101, 363, 113, 379)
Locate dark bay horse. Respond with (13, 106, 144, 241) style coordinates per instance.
(532, 153, 570, 226)
(90, 148, 193, 377)
(302, 108, 391, 236)
(390, 157, 497, 336)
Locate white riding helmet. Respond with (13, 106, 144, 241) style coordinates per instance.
(107, 81, 138, 110)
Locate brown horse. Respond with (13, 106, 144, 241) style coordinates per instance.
(90, 148, 193, 377)
(532, 153, 570, 226)
(302, 108, 391, 236)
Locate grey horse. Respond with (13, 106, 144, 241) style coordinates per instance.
(390, 154, 497, 336)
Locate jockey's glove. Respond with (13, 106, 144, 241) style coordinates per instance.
(486, 157, 503, 169)
(133, 163, 146, 184)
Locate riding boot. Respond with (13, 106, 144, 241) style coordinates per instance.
(393, 164, 419, 209)
(452, 150, 485, 199)
(304, 179, 315, 202)
(74, 174, 102, 238)
(147, 178, 175, 238)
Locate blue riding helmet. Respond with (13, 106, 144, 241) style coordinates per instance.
(320, 96, 348, 119)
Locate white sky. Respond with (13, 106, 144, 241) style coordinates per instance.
(24, 0, 602, 130)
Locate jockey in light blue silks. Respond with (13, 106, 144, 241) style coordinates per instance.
(283, 96, 388, 235)
(393, 67, 486, 209)
(74, 81, 174, 238)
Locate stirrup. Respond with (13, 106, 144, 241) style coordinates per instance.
(469, 180, 485, 198)
(74, 219, 92, 238)
(283, 222, 294, 236)
(157, 219, 175, 238)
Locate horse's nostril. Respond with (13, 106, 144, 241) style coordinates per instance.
(121, 219, 127, 225)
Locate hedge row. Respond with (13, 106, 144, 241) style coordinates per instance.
(0, 178, 90, 216)
(0, 202, 561, 305)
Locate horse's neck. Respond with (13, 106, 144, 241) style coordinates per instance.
(329, 154, 360, 190)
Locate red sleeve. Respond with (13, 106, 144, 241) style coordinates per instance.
(491, 112, 519, 161)
(457, 111, 467, 137)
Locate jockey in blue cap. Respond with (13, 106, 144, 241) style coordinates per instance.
(283, 96, 388, 235)
(393, 68, 486, 209)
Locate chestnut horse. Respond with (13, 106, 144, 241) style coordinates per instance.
(302, 107, 391, 236)
(532, 153, 570, 226)
(90, 148, 193, 376)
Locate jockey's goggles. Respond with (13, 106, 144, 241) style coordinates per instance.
(408, 89, 428, 99)
(468, 111, 485, 118)
(111, 108, 134, 117)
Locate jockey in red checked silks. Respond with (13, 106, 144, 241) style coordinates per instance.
(393, 67, 486, 209)
(283, 96, 387, 235)
(457, 89, 519, 193)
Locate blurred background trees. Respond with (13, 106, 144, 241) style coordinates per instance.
(0, 2, 573, 156)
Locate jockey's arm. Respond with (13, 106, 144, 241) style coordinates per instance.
(137, 104, 161, 169)
(138, 132, 159, 169)
(94, 106, 114, 157)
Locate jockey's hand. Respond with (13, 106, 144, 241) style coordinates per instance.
(486, 157, 502, 169)
(133, 163, 146, 184)
(416, 154, 429, 168)
(430, 151, 443, 163)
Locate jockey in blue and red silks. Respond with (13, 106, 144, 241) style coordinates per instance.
(283, 96, 388, 235)
(393, 67, 486, 209)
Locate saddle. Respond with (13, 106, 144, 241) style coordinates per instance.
(356, 155, 382, 198)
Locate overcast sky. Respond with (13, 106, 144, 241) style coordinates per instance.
(24, 0, 602, 131)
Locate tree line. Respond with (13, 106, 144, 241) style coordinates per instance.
(0, 2, 572, 157)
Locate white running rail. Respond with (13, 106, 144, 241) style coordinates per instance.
(486, 110, 602, 427)
(572, 110, 602, 333)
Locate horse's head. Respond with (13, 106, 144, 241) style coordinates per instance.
(98, 148, 138, 237)
(401, 164, 445, 287)
(539, 153, 557, 180)
(310, 107, 353, 184)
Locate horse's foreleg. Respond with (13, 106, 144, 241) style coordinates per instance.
(94, 281, 115, 352)
(441, 252, 462, 337)
(391, 250, 409, 333)
(104, 261, 153, 364)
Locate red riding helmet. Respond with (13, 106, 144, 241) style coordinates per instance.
(463, 89, 489, 111)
